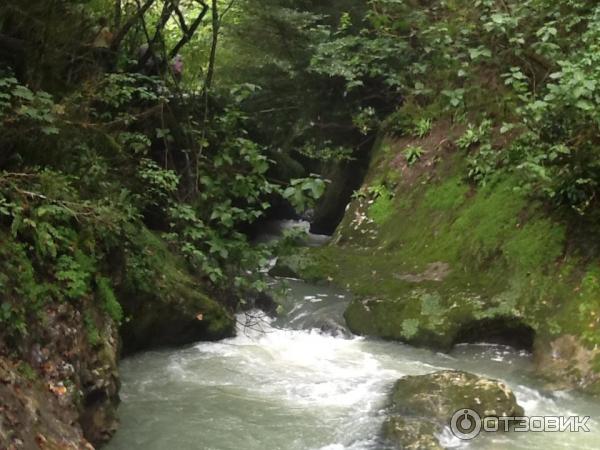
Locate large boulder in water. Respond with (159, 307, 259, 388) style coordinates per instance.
(383, 370, 524, 449)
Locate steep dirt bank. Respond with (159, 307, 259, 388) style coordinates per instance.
(288, 123, 600, 395)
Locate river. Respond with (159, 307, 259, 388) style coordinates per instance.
(105, 275, 600, 450)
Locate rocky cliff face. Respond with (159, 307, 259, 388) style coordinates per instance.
(0, 299, 119, 449)
(295, 123, 600, 395)
(0, 231, 235, 450)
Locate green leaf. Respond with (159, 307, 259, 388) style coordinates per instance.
(11, 85, 34, 101)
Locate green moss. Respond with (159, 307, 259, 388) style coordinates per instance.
(0, 236, 43, 336)
(580, 266, 600, 297)
(84, 312, 101, 347)
(423, 176, 469, 211)
(281, 249, 337, 283)
(401, 319, 420, 339)
(96, 276, 123, 323)
(119, 228, 235, 353)
(502, 219, 565, 273)
(300, 137, 597, 369)
(576, 266, 600, 345)
(368, 189, 395, 225)
(448, 178, 526, 260)
(16, 362, 38, 382)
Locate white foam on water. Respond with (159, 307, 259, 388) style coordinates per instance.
(187, 315, 400, 413)
(107, 290, 600, 450)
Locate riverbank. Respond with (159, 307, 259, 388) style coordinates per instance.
(279, 123, 600, 395)
(106, 279, 600, 450)
(0, 227, 235, 449)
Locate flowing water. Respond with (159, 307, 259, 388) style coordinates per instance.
(106, 278, 600, 450)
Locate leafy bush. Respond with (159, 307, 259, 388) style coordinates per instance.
(403, 146, 425, 166)
(0, 76, 58, 136)
(413, 118, 432, 138)
(457, 120, 492, 151)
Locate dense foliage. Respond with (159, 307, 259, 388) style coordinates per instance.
(0, 0, 328, 339)
(2, 0, 600, 340)
(311, 0, 600, 217)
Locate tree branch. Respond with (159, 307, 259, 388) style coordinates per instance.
(111, 0, 157, 51)
(172, 4, 189, 34)
(137, 0, 175, 69)
(203, 0, 219, 92)
(169, 0, 209, 58)
(221, 0, 237, 20)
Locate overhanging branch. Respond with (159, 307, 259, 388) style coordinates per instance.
(111, 0, 157, 51)
(169, 0, 209, 58)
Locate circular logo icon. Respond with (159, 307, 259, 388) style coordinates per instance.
(450, 408, 482, 440)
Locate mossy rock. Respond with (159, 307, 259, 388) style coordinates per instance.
(383, 370, 523, 449)
(119, 286, 234, 354)
(0, 357, 94, 450)
(267, 149, 306, 182)
(382, 416, 443, 450)
(390, 370, 524, 420)
(268, 260, 300, 279)
(343, 286, 470, 351)
(534, 334, 600, 392)
(272, 250, 334, 283)
(118, 229, 235, 354)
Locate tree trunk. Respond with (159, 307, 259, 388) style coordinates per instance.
(204, 0, 219, 93)
(114, 0, 122, 29)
